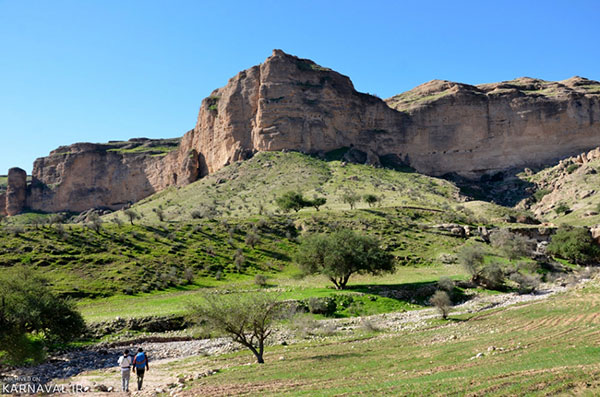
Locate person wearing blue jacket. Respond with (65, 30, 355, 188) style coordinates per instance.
(132, 348, 150, 390)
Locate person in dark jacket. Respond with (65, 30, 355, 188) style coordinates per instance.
(132, 348, 150, 390)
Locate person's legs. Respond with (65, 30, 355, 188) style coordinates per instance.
(136, 369, 145, 390)
(122, 369, 130, 391)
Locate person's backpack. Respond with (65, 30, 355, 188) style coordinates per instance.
(134, 352, 147, 369)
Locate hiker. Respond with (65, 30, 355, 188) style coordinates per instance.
(117, 349, 133, 392)
(132, 348, 150, 390)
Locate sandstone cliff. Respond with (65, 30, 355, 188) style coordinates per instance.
(4, 50, 600, 215)
(26, 138, 196, 213)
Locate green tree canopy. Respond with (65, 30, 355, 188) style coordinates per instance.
(275, 191, 310, 213)
(0, 267, 86, 363)
(547, 226, 600, 264)
(295, 230, 395, 289)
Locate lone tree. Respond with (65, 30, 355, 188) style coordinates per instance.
(295, 229, 395, 290)
(275, 191, 310, 213)
(430, 290, 451, 320)
(0, 267, 86, 363)
(124, 209, 140, 225)
(363, 194, 379, 207)
(311, 197, 327, 211)
(189, 293, 287, 364)
(342, 191, 360, 210)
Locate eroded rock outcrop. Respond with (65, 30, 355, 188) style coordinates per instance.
(27, 138, 196, 213)
(6, 168, 27, 216)
(4, 50, 600, 214)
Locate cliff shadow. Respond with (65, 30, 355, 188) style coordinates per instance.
(443, 169, 536, 207)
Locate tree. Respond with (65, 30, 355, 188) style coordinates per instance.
(489, 229, 533, 260)
(311, 197, 327, 211)
(153, 208, 165, 222)
(430, 290, 451, 319)
(275, 191, 310, 213)
(87, 212, 103, 234)
(342, 191, 360, 210)
(547, 226, 600, 264)
(245, 232, 260, 248)
(295, 230, 395, 290)
(0, 267, 86, 363)
(189, 293, 287, 363)
(124, 209, 139, 225)
(364, 194, 379, 207)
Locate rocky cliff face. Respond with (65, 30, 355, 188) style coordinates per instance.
(26, 138, 196, 213)
(387, 77, 600, 177)
(6, 168, 27, 216)
(4, 50, 600, 215)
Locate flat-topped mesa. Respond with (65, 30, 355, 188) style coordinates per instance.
(26, 137, 199, 213)
(385, 76, 600, 177)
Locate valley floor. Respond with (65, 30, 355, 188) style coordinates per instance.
(12, 275, 600, 396)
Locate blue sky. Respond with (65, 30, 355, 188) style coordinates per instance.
(1, 0, 599, 173)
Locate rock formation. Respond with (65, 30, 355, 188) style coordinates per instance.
(3, 50, 600, 215)
(6, 168, 27, 216)
(27, 138, 196, 213)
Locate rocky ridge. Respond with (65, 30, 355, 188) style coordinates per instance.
(4, 50, 600, 215)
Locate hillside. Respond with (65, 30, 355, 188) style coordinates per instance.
(111, 150, 462, 221)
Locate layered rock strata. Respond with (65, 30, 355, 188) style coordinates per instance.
(4, 50, 600, 214)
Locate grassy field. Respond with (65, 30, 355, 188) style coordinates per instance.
(78, 264, 467, 322)
(147, 280, 600, 396)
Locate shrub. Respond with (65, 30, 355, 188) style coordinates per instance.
(306, 297, 337, 316)
(547, 226, 600, 264)
(245, 232, 260, 248)
(554, 203, 571, 215)
(295, 230, 395, 290)
(430, 290, 451, 319)
(254, 274, 268, 287)
(311, 197, 327, 211)
(566, 163, 580, 174)
(489, 229, 533, 259)
(509, 272, 541, 294)
(437, 276, 455, 293)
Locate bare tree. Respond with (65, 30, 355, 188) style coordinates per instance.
(189, 293, 288, 363)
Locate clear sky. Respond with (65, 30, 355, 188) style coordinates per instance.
(1, 0, 599, 173)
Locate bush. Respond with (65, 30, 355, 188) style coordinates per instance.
(254, 274, 268, 287)
(0, 267, 86, 363)
(430, 290, 451, 319)
(458, 244, 486, 276)
(306, 297, 337, 316)
(566, 163, 580, 174)
(547, 226, 600, 264)
(295, 230, 395, 290)
(437, 276, 455, 293)
(364, 194, 379, 207)
(509, 272, 541, 294)
(489, 229, 533, 259)
(554, 203, 571, 215)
